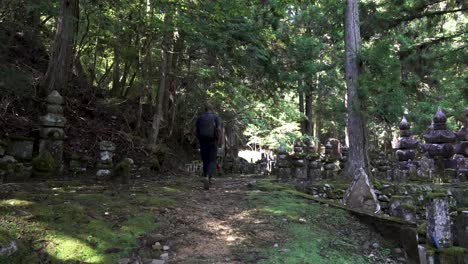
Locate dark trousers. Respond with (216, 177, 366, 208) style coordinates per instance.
(200, 141, 217, 177)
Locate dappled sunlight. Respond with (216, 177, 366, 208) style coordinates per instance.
(0, 199, 35, 207)
(204, 218, 246, 245)
(44, 233, 104, 263)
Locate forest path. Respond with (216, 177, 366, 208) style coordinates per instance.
(152, 174, 275, 264)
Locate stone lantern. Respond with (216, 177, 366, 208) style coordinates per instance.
(39, 90, 66, 172)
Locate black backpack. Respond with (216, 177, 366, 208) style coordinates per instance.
(197, 113, 217, 139)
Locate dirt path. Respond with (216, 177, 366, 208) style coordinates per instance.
(154, 175, 273, 264)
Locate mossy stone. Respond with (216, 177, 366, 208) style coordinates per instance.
(425, 192, 447, 200)
(32, 151, 56, 174)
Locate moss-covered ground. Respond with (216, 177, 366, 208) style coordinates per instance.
(1, 175, 402, 263)
(234, 180, 398, 264)
(0, 179, 181, 263)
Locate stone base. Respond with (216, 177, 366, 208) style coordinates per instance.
(323, 170, 337, 180)
(39, 139, 63, 170)
(276, 168, 290, 181)
(292, 167, 307, 180)
(308, 168, 321, 182)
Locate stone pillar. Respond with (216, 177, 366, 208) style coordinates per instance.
(322, 140, 339, 179)
(39, 90, 66, 172)
(422, 108, 456, 183)
(426, 194, 452, 248)
(453, 107, 468, 182)
(375, 151, 391, 180)
(339, 145, 348, 171)
(276, 145, 290, 181)
(291, 139, 307, 180)
(453, 210, 467, 249)
(96, 141, 116, 178)
(307, 141, 321, 182)
(389, 196, 416, 223)
(395, 116, 419, 182)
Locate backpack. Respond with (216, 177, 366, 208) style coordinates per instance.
(197, 113, 217, 139)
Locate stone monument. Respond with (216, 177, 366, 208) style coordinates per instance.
(39, 90, 66, 172)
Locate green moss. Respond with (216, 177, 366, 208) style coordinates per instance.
(242, 187, 394, 264)
(400, 203, 416, 211)
(417, 222, 427, 236)
(0, 181, 163, 263)
(437, 247, 468, 255)
(0, 229, 13, 245)
(391, 195, 412, 200)
(457, 207, 468, 213)
(133, 194, 176, 207)
(32, 151, 56, 173)
(425, 192, 447, 200)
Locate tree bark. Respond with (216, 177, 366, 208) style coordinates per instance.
(43, 0, 79, 95)
(305, 80, 313, 137)
(111, 34, 121, 97)
(298, 79, 305, 134)
(150, 13, 172, 147)
(345, 0, 368, 178)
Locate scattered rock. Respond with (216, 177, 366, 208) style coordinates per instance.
(0, 241, 17, 257)
(152, 242, 162, 250)
(148, 260, 165, 264)
(372, 242, 380, 249)
(118, 258, 130, 264)
(163, 245, 170, 251)
(160, 253, 169, 261)
(298, 218, 307, 223)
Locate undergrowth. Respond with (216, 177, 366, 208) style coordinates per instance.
(0, 182, 180, 263)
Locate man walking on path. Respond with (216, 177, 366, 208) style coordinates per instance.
(194, 103, 221, 190)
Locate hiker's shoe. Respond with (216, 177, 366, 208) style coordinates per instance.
(203, 177, 210, 190)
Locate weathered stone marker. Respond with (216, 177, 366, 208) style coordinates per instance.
(425, 194, 452, 248)
(39, 90, 66, 172)
(291, 139, 307, 180)
(395, 116, 419, 182)
(342, 167, 380, 213)
(307, 141, 321, 182)
(96, 141, 116, 178)
(276, 145, 290, 181)
(323, 140, 339, 179)
(422, 107, 456, 182)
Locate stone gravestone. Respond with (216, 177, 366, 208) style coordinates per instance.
(276, 145, 290, 181)
(389, 196, 416, 223)
(342, 167, 380, 213)
(7, 136, 34, 161)
(96, 141, 116, 178)
(395, 116, 419, 182)
(307, 141, 321, 182)
(425, 194, 452, 248)
(453, 107, 468, 181)
(291, 139, 307, 180)
(323, 140, 339, 179)
(39, 90, 66, 172)
(418, 156, 434, 181)
(422, 107, 456, 182)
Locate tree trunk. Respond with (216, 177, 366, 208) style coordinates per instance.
(111, 34, 121, 97)
(298, 79, 305, 134)
(43, 0, 79, 95)
(305, 80, 313, 137)
(150, 14, 172, 147)
(345, 0, 368, 178)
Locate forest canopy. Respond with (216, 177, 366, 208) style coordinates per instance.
(0, 0, 466, 150)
